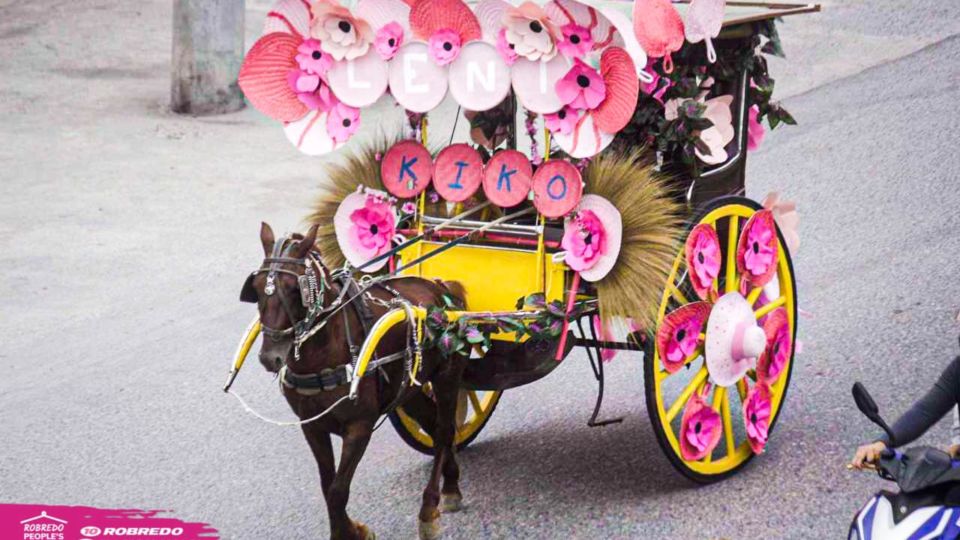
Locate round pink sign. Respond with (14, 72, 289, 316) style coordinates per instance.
(433, 144, 483, 202)
(511, 55, 571, 114)
(388, 42, 448, 113)
(326, 48, 390, 108)
(532, 160, 583, 217)
(482, 150, 533, 208)
(380, 140, 433, 199)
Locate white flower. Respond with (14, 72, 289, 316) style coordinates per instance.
(310, 2, 373, 61)
(502, 2, 558, 62)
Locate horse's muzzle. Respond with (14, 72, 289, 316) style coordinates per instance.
(259, 338, 293, 373)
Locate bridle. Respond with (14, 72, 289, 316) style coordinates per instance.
(240, 236, 351, 359)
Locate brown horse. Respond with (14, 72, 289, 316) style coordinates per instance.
(243, 222, 467, 540)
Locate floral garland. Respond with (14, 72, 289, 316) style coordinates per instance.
(421, 292, 588, 358)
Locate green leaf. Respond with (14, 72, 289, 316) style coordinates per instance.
(693, 138, 713, 157)
(778, 107, 797, 125)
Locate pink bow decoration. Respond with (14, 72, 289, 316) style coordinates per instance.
(762, 192, 800, 255)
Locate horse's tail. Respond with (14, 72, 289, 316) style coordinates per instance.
(437, 280, 467, 310)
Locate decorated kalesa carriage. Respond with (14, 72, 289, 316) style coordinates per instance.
(226, 0, 818, 486)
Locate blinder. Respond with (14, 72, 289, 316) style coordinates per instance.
(240, 272, 258, 303)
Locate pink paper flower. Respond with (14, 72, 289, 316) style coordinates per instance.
(743, 217, 776, 276)
(428, 28, 462, 66)
(747, 104, 765, 151)
(744, 383, 773, 454)
(690, 231, 720, 292)
(666, 318, 700, 365)
(503, 2, 558, 61)
(556, 59, 606, 110)
(680, 392, 722, 461)
(495, 28, 518, 65)
(374, 22, 404, 60)
(286, 69, 338, 111)
(684, 224, 720, 300)
(765, 323, 790, 381)
(295, 39, 334, 75)
(349, 197, 395, 252)
(401, 201, 417, 215)
(558, 24, 593, 58)
(543, 106, 580, 135)
(310, 2, 374, 61)
(562, 209, 607, 272)
(326, 102, 360, 143)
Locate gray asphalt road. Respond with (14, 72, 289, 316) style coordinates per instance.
(2, 1, 960, 539)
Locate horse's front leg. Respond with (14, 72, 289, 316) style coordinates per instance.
(327, 420, 374, 540)
(419, 358, 465, 540)
(301, 425, 336, 498)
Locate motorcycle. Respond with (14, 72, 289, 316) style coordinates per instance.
(849, 382, 960, 539)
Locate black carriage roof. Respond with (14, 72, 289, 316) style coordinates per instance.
(600, 1, 820, 29)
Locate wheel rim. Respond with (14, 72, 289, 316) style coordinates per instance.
(650, 200, 797, 477)
(395, 389, 502, 448)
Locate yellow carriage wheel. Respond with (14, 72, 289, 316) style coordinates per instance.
(643, 196, 797, 483)
(390, 389, 502, 455)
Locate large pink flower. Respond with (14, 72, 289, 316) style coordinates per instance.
(743, 383, 773, 454)
(691, 231, 719, 290)
(543, 106, 579, 135)
(561, 209, 607, 272)
(326, 102, 360, 143)
(503, 2, 558, 61)
(656, 301, 710, 373)
(428, 28, 462, 66)
(684, 223, 721, 300)
(374, 22, 404, 60)
(310, 2, 374, 61)
(743, 218, 776, 276)
(666, 318, 700, 365)
(495, 28, 519, 65)
(747, 104, 765, 151)
(680, 392, 722, 461)
(557, 24, 593, 58)
(759, 308, 791, 383)
(296, 39, 334, 75)
(556, 59, 606, 110)
(349, 197, 395, 252)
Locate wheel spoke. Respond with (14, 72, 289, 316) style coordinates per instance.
(725, 216, 739, 293)
(721, 388, 736, 457)
(468, 390, 482, 415)
(755, 295, 786, 319)
(456, 390, 468, 428)
(670, 284, 690, 305)
(746, 286, 763, 306)
(666, 366, 709, 423)
(703, 387, 726, 464)
(736, 378, 748, 401)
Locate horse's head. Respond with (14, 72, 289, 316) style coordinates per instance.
(240, 222, 325, 373)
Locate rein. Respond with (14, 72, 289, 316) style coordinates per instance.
(231, 234, 422, 427)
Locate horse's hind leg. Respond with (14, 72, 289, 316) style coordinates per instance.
(418, 356, 466, 540)
(328, 421, 375, 540)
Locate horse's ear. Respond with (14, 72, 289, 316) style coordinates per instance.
(294, 224, 319, 258)
(260, 222, 275, 256)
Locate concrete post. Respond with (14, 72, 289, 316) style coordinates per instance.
(171, 0, 245, 115)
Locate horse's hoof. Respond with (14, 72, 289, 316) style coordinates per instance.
(441, 493, 463, 513)
(353, 520, 376, 540)
(418, 517, 441, 540)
